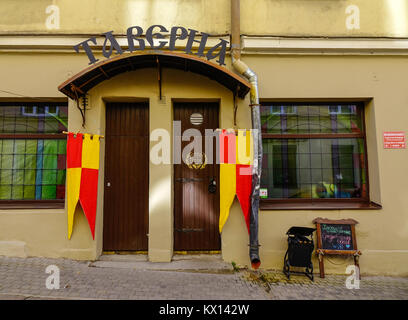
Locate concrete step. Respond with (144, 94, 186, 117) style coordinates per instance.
(89, 254, 233, 272)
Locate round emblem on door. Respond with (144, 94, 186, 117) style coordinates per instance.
(190, 113, 203, 126)
(185, 151, 207, 169)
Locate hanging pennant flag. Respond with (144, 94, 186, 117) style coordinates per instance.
(219, 129, 254, 233)
(219, 129, 236, 233)
(66, 132, 101, 239)
(236, 130, 253, 234)
(66, 133, 83, 239)
(79, 134, 100, 240)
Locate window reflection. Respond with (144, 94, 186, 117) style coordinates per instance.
(260, 104, 367, 200)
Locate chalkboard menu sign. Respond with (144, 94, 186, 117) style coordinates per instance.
(320, 223, 354, 251)
(312, 217, 361, 279)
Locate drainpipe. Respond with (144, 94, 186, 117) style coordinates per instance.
(231, 0, 262, 269)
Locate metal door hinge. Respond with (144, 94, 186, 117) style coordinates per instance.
(175, 228, 204, 233)
(175, 178, 203, 183)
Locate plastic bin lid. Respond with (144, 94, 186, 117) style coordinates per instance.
(286, 226, 316, 236)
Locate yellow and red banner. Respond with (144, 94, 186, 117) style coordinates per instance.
(219, 129, 253, 234)
(67, 133, 100, 239)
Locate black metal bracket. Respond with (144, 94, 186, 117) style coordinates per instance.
(156, 56, 162, 100)
(233, 85, 239, 127)
(70, 84, 87, 127)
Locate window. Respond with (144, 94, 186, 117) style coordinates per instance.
(0, 102, 68, 208)
(260, 102, 375, 210)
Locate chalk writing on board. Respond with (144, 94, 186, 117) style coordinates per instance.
(320, 224, 354, 251)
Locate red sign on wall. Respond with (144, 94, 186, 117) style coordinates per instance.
(383, 132, 406, 149)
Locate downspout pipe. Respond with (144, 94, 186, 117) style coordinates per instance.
(231, 0, 262, 269)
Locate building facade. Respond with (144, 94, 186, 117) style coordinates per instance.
(0, 0, 407, 276)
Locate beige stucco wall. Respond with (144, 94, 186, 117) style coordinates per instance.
(0, 50, 407, 276)
(0, 0, 407, 37)
(222, 55, 408, 276)
(241, 0, 408, 37)
(0, 53, 98, 260)
(0, 50, 249, 262)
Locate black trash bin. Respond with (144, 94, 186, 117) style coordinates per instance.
(283, 226, 316, 281)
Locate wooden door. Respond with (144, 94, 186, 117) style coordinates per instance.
(103, 102, 149, 251)
(174, 102, 220, 251)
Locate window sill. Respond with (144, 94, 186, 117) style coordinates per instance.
(0, 200, 65, 210)
(260, 200, 382, 211)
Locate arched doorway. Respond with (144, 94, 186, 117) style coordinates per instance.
(58, 51, 250, 253)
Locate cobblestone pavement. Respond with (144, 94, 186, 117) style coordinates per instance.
(0, 256, 407, 300)
(0, 256, 267, 300)
(243, 270, 408, 300)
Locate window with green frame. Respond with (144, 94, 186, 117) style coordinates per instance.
(260, 103, 369, 207)
(0, 102, 67, 206)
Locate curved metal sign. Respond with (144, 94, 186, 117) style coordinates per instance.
(73, 25, 228, 66)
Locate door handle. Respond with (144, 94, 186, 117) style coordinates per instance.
(208, 178, 217, 193)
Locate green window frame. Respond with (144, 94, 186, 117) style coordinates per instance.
(0, 102, 68, 209)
